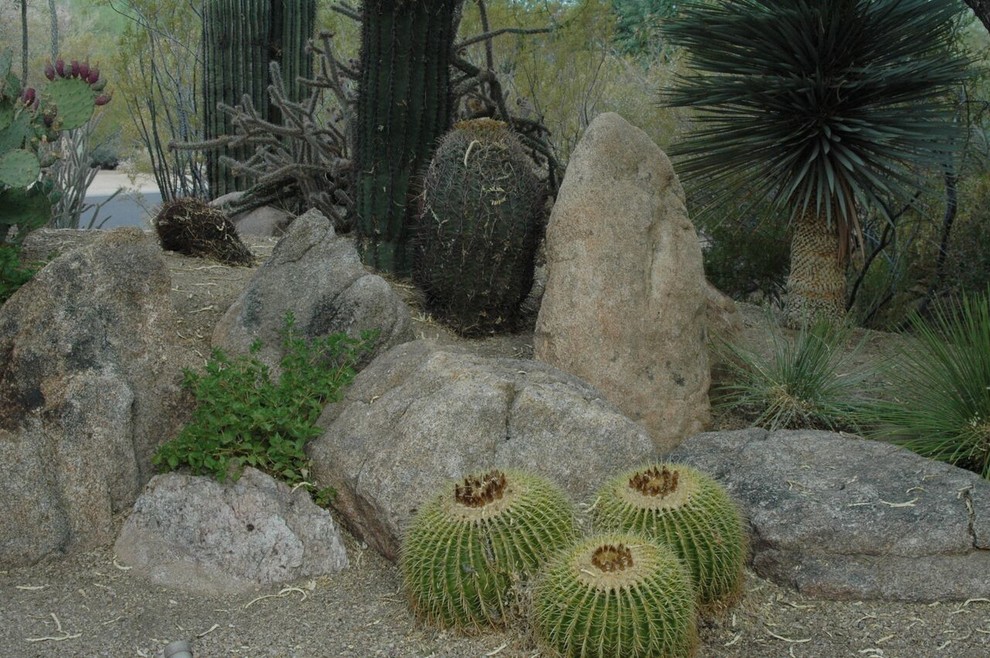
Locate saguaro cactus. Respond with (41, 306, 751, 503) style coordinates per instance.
(354, 0, 464, 277)
(201, 0, 315, 198)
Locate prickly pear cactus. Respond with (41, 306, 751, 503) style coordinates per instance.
(400, 468, 577, 630)
(413, 119, 545, 336)
(593, 463, 747, 609)
(533, 533, 699, 658)
(0, 49, 108, 245)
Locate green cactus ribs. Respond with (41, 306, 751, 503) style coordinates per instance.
(354, 0, 463, 277)
(201, 0, 315, 198)
(400, 468, 576, 630)
(594, 463, 748, 610)
(534, 534, 698, 658)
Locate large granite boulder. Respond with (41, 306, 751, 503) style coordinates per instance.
(213, 208, 413, 369)
(669, 429, 990, 601)
(0, 229, 188, 566)
(115, 468, 348, 595)
(308, 340, 657, 561)
(535, 112, 711, 451)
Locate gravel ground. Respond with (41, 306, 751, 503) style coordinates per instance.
(4, 231, 990, 657)
(3, 528, 989, 658)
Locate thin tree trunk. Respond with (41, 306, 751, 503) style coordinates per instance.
(784, 209, 847, 327)
(48, 0, 58, 61)
(21, 0, 28, 84)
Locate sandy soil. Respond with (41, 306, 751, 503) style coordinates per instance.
(3, 234, 989, 658)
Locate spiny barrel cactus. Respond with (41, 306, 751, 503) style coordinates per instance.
(593, 463, 747, 609)
(413, 118, 544, 336)
(400, 468, 577, 630)
(202, 0, 316, 198)
(354, 0, 463, 276)
(0, 49, 108, 244)
(533, 533, 698, 658)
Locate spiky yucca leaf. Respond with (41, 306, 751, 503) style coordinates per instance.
(665, 0, 970, 234)
(715, 314, 869, 431)
(861, 292, 990, 479)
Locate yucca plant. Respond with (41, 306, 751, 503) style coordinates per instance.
(665, 0, 971, 326)
(860, 292, 990, 479)
(715, 314, 868, 431)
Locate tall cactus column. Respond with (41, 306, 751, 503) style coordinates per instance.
(354, 0, 463, 277)
(202, 0, 315, 198)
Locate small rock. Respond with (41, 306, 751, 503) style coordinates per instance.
(114, 468, 348, 596)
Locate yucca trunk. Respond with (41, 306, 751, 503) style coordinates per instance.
(784, 209, 846, 327)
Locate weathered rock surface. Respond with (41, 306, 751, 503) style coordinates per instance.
(309, 340, 657, 561)
(535, 112, 711, 451)
(0, 229, 188, 566)
(114, 468, 348, 596)
(232, 205, 294, 238)
(213, 208, 413, 369)
(668, 429, 990, 601)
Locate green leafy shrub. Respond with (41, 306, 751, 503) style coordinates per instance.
(0, 243, 37, 305)
(859, 291, 990, 479)
(715, 315, 868, 431)
(154, 314, 373, 502)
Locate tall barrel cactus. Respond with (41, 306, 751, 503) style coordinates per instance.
(202, 0, 315, 198)
(355, 0, 463, 276)
(0, 49, 108, 244)
(413, 118, 544, 336)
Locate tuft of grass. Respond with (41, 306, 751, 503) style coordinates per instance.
(859, 292, 990, 479)
(715, 314, 868, 431)
(153, 313, 375, 505)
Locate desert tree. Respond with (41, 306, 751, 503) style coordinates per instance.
(665, 0, 971, 326)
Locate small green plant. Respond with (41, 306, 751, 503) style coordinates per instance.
(715, 314, 868, 431)
(0, 243, 38, 305)
(153, 314, 373, 502)
(400, 468, 577, 630)
(593, 463, 747, 610)
(532, 533, 698, 658)
(859, 292, 990, 479)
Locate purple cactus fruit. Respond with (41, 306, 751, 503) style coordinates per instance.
(55, 57, 65, 77)
(44, 61, 55, 81)
(86, 67, 100, 85)
(70, 60, 80, 78)
(94, 93, 112, 106)
(21, 87, 36, 106)
(78, 61, 90, 80)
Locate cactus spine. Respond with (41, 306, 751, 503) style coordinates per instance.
(202, 0, 315, 198)
(593, 463, 747, 609)
(414, 118, 544, 335)
(533, 534, 699, 658)
(354, 0, 464, 277)
(400, 469, 577, 630)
